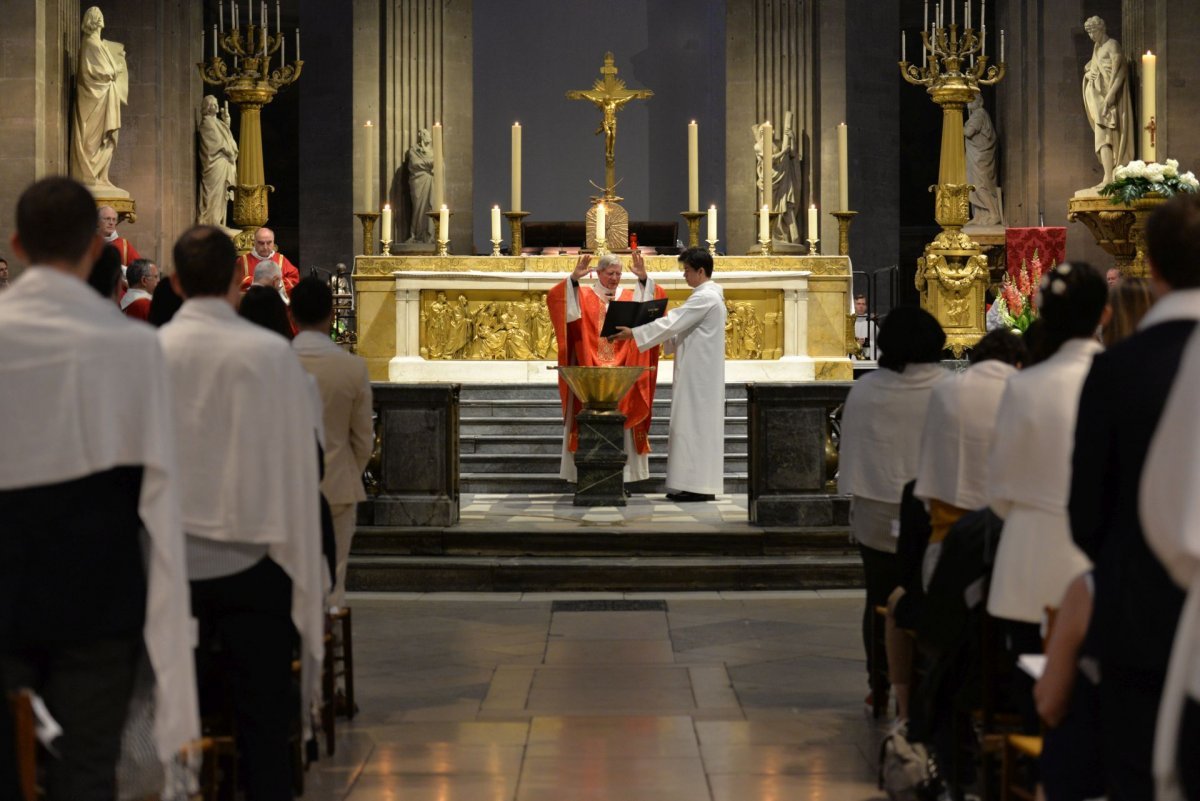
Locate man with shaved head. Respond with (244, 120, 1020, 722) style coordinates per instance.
(97, 204, 140, 267)
(236, 226, 299, 296)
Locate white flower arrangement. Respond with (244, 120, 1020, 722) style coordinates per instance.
(1105, 158, 1199, 203)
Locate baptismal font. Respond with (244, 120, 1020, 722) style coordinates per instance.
(900, 1, 1006, 356)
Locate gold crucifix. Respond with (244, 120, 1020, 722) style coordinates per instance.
(566, 52, 654, 198)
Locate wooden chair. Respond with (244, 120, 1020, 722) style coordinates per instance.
(330, 606, 357, 719)
(320, 631, 336, 757)
(7, 690, 38, 801)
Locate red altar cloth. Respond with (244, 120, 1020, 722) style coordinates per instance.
(1006, 227, 1066, 277)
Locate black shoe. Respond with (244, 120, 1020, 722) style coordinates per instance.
(665, 491, 716, 503)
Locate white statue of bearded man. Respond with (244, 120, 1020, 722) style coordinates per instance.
(1079, 15, 1133, 194)
(197, 95, 239, 231)
(70, 6, 130, 197)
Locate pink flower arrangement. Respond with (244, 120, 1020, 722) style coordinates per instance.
(996, 249, 1048, 332)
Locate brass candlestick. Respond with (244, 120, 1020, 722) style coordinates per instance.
(759, 238, 772, 256)
(490, 239, 502, 257)
(504, 211, 530, 254)
(707, 239, 719, 256)
(437, 239, 450, 257)
(680, 211, 706, 248)
(355, 212, 380, 255)
(199, 16, 303, 253)
(806, 238, 820, 256)
(831, 211, 857, 256)
(900, 18, 1006, 356)
(381, 238, 393, 256)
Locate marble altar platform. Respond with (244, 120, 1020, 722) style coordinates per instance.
(352, 255, 855, 383)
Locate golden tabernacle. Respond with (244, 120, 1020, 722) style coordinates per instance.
(352, 254, 855, 383)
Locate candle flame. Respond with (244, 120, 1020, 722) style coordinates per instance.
(1145, 50, 1154, 56)
(383, 203, 390, 210)
(365, 120, 372, 126)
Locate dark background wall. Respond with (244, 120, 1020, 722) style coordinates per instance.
(471, 0, 725, 254)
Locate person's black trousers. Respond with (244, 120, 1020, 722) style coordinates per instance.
(191, 556, 296, 801)
(859, 543, 902, 688)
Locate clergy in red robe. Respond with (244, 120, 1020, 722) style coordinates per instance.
(98, 204, 141, 266)
(547, 251, 666, 484)
(237, 226, 300, 294)
(120, 258, 159, 321)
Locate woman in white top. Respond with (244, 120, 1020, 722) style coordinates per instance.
(987, 263, 1109, 632)
(839, 306, 949, 697)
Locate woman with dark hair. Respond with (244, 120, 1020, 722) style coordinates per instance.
(987, 263, 1109, 632)
(86, 243, 124, 304)
(839, 306, 949, 705)
(147, 276, 183, 327)
(238, 284, 294, 340)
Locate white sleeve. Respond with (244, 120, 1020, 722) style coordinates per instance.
(631, 276, 658, 302)
(565, 279, 582, 323)
(632, 292, 710, 353)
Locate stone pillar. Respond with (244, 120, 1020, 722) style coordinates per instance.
(572, 411, 628, 508)
(726, 0, 811, 256)
(356, 0, 473, 252)
(369, 384, 460, 526)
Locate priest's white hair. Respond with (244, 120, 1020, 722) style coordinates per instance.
(253, 260, 282, 284)
(597, 253, 622, 271)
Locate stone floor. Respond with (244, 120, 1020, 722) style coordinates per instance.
(458, 492, 753, 531)
(304, 591, 886, 801)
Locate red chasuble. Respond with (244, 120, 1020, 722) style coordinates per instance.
(237, 251, 301, 295)
(546, 278, 666, 454)
(111, 236, 141, 266)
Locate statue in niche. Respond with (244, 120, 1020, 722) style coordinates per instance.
(446, 295, 473, 358)
(71, 6, 130, 197)
(753, 112, 801, 243)
(964, 94, 1005, 227)
(404, 128, 434, 242)
(1078, 15, 1133, 194)
(197, 95, 239, 231)
(421, 291, 452, 359)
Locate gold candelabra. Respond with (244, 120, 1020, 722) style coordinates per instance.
(198, 7, 302, 253)
(899, 11, 1005, 356)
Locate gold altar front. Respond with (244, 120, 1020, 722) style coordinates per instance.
(352, 255, 854, 383)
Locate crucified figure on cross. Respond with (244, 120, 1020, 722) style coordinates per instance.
(566, 52, 653, 197)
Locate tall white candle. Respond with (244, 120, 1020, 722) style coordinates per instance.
(808, 204, 819, 243)
(687, 121, 699, 211)
(596, 203, 606, 245)
(1000, 29, 1005, 62)
(432, 122, 445, 209)
(1141, 51, 1157, 162)
(707, 205, 717, 242)
(248, 0, 254, 27)
(950, 0, 954, 26)
(219, 1, 225, 32)
(295, 28, 300, 60)
(362, 121, 374, 211)
(511, 122, 522, 211)
(760, 121, 773, 207)
(837, 122, 849, 210)
(211, 25, 217, 59)
(438, 205, 449, 242)
(381, 203, 392, 242)
(924, 0, 929, 35)
(261, 2, 267, 35)
(902, 31, 907, 63)
(759, 204, 770, 243)
(275, 0, 280, 34)
(491, 205, 501, 241)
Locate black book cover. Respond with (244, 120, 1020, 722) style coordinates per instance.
(600, 298, 669, 338)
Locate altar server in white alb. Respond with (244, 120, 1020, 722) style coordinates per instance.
(0, 177, 198, 799)
(612, 247, 726, 502)
(160, 225, 324, 800)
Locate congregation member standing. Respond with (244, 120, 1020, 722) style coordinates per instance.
(120, 258, 159, 321)
(160, 225, 323, 800)
(611, 247, 726, 502)
(837, 306, 948, 704)
(0, 177, 197, 801)
(548, 252, 665, 485)
(291, 277, 375, 608)
(1071, 194, 1200, 799)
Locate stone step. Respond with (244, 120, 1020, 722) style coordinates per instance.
(347, 553, 863, 592)
(460, 416, 748, 437)
(352, 525, 853, 557)
(459, 397, 748, 418)
(459, 452, 749, 475)
(460, 434, 748, 455)
(458, 383, 750, 402)
(459, 473, 748, 494)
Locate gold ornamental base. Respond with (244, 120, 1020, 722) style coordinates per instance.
(1067, 194, 1165, 279)
(680, 211, 706, 248)
(505, 211, 530, 254)
(356, 212, 380, 256)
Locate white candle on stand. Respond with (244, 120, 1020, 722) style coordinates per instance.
(261, 2, 267, 34)
(438, 205, 449, 242)
(248, 0, 254, 27)
(687, 121, 699, 211)
(491, 205, 501, 241)
(219, 1, 225, 32)
(1000, 29, 1005, 62)
(511, 122, 522, 210)
(707, 205, 717, 242)
(295, 28, 300, 60)
(1141, 51, 1157, 161)
(432, 122, 445, 209)
(596, 203, 606, 244)
(381, 204, 392, 242)
(924, 0, 928, 35)
(902, 31, 907, 63)
(276, 0, 281, 33)
(759, 205, 769, 243)
(212, 25, 217, 59)
(760, 121, 773, 207)
(808, 204, 819, 243)
(837, 122, 849, 210)
(362, 121, 374, 211)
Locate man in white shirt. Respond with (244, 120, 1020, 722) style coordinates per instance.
(612, 247, 727, 502)
(290, 277, 375, 608)
(160, 225, 323, 800)
(0, 177, 197, 800)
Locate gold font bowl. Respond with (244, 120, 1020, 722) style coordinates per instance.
(553, 365, 648, 412)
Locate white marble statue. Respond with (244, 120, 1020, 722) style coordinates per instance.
(1079, 15, 1133, 194)
(70, 6, 130, 197)
(964, 94, 1005, 227)
(197, 95, 239, 230)
(405, 128, 434, 242)
(754, 112, 801, 243)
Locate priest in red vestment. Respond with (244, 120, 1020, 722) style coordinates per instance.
(98, 204, 141, 266)
(120, 258, 159, 321)
(237, 227, 300, 294)
(547, 251, 666, 485)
